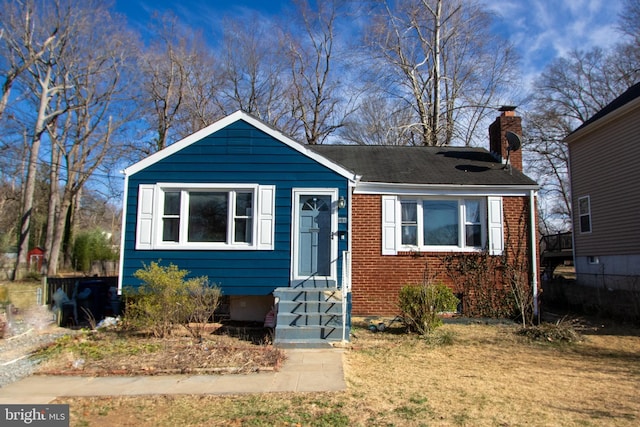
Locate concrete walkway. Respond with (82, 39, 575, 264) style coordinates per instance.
(0, 349, 346, 404)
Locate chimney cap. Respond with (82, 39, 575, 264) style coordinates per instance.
(498, 105, 517, 112)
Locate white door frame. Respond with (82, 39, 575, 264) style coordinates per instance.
(291, 188, 339, 283)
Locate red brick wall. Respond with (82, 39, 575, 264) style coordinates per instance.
(350, 194, 536, 316)
(489, 110, 523, 171)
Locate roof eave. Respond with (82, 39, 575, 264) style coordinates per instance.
(565, 93, 640, 144)
(354, 181, 539, 196)
(122, 110, 360, 183)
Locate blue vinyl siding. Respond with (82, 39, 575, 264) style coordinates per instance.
(122, 120, 349, 295)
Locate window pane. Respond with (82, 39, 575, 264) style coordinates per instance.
(235, 192, 253, 216)
(164, 192, 180, 215)
(423, 200, 458, 245)
(466, 224, 482, 247)
(402, 226, 417, 245)
(234, 218, 253, 243)
(579, 197, 590, 215)
(188, 192, 227, 242)
(580, 215, 591, 233)
(401, 201, 417, 222)
(401, 201, 417, 245)
(465, 200, 480, 223)
(162, 218, 179, 242)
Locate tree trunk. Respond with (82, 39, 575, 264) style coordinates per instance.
(63, 187, 82, 270)
(14, 65, 52, 280)
(42, 133, 61, 275)
(430, 0, 442, 146)
(46, 193, 71, 277)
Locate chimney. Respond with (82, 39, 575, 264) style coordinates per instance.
(489, 105, 522, 171)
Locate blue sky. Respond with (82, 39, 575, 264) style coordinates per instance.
(484, 0, 623, 83)
(115, 0, 624, 86)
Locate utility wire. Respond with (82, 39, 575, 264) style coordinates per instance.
(0, 152, 127, 181)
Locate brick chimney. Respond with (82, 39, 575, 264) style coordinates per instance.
(489, 106, 523, 171)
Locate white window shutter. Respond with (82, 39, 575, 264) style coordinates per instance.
(136, 185, 155, 250)
(487, 196, 504, 256)
(257, 185, 275, 250)
(381, 195, 398, 255)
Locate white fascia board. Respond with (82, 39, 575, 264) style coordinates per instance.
(565, 94, 640, 144)
(123, 110, 360, 183)
(117, 173, 129, 295)
(353, 181, 539, 197)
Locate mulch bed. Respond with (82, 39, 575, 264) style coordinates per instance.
(32, 324, 285, 376)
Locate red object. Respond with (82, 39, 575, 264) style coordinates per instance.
(27, 247, 45, 271)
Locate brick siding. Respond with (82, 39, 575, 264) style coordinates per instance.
(350, 194, 537, 316)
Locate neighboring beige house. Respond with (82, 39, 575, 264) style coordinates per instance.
(565, 82, 640, 290)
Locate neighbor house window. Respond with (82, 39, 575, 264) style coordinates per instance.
(136, 183, 275, 250)
(578, 196, 591, 233)
(399, 198, 486, 250)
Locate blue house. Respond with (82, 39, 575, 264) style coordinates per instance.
(120, 108, 540, 346)
(118, 111, 359, 347)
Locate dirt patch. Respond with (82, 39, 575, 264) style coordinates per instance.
(33, 323, 285, 376)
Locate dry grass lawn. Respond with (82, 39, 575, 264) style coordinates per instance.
(50, 316, 640, 426)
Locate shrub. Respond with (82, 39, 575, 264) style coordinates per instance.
(181, 279, 222, 341)
(72, 229, 118, 272)
(516, 322, 581, 343)
(124, 262, 221, 339)
(399, 282, 459, 335)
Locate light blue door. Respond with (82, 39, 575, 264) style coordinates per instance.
(298, 195, 331, 277)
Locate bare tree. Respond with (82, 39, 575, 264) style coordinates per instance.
(523, 111, 573, 233)
(137, 14, 227, 155)
(0, 0, 58, 120)
(340, 95, 417, 145)
(217, 15, 294, 132)
(0, 0, 134, 277)
(4, 0, 75, 278)
(533, 49, 633, 124)
(175, 43, 223, 136)
(138, 14, 190, 153)
(618, 0, 640, 43)
(364, 0, 518, 146)
(42, 5, 133, 275)
(283, 0, 351, 144)
(525, 41, 639, 232)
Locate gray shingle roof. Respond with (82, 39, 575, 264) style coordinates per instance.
(310, 145, 537, 186)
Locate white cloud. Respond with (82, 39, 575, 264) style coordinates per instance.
(481, 0, 623, 89)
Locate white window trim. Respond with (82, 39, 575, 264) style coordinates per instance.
(135, 183, 275, 250)
(382, 195, 503, 255)
(398, 197, 487, 252)
(578, 195, 592, 234)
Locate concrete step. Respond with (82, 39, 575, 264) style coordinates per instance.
(274, 288, 342, 303)
(275, 325, 344, 341)
(277, 313, 342, 327)
(290, 279, 337, 289)
(277, 300, 343, 315)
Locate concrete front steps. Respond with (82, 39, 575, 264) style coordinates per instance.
(273, 286, 346, 348)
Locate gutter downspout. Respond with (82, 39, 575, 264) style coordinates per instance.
(530, 189, 539, 321)
(342, 182, 355, 342)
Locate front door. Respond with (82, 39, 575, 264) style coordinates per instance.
(292, 190, 337, 282)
